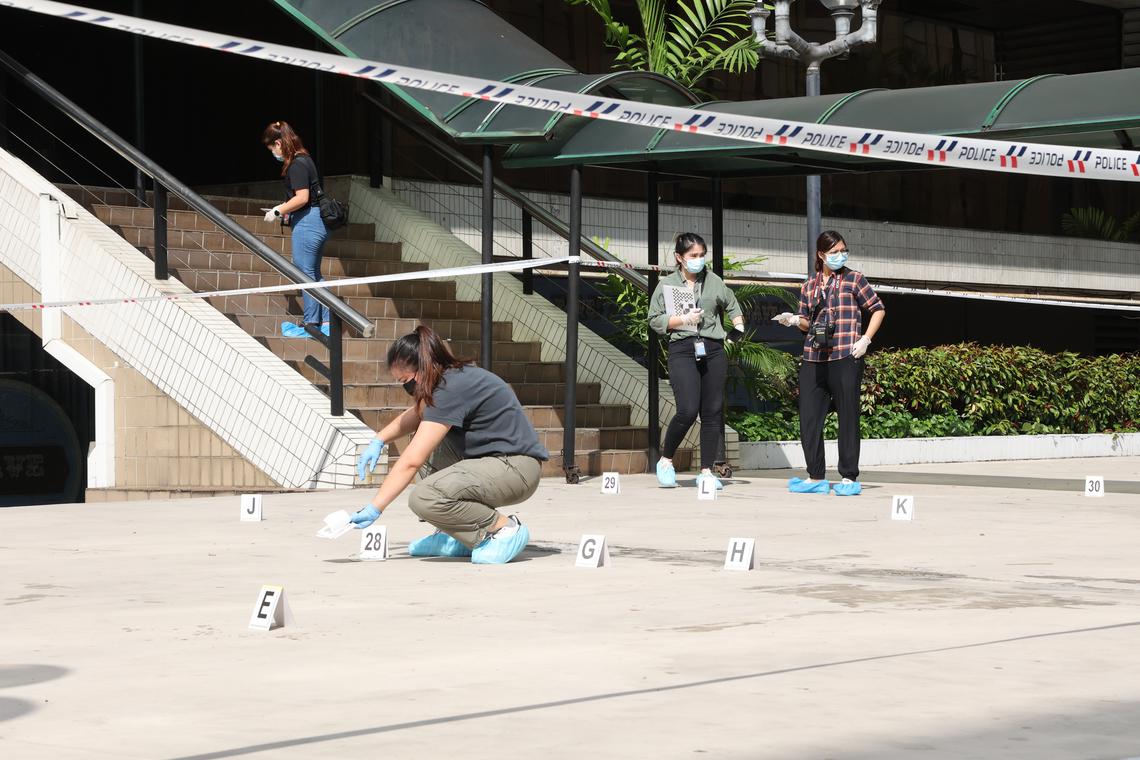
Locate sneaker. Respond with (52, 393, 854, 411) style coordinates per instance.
(471, 516, 530, 565)
(788, 476, 830, 494)
(696, 472, 724, 491)
(280, 321, 310, 339)
(656, 460, 677, 488)
(831, 478, 862, 497)
(407, 530, 472, 557)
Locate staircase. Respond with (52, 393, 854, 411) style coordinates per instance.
(64, 186, 688, 478)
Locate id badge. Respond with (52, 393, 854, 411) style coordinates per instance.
(694, 340, 707, 360)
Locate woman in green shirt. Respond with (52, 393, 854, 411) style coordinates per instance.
(648, 233, 745, 490)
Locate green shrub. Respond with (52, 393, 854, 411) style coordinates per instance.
(731, 343, 1140, 441)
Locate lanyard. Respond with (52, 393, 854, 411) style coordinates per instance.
(815, 273, 840, 321)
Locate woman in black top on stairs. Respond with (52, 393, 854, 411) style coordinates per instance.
(261, 120, 329, 338)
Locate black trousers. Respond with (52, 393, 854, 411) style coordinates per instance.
(799, 357, 863, 480)
(663, 338, 726, 469)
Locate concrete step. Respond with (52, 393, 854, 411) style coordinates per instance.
(204, 278, 457, 314)
(285, 359, 568, 385)
(313, 381, 602, 408)
(259, 336, 541, 363)
(353, 404, 631, 432)
(154, 247, 406, 280)
(89, 200, 377, 240)
(224, 313, 514, 343)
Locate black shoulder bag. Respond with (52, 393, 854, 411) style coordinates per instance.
(313, 183, 348, 231)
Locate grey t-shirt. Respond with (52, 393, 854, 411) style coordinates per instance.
(421, 366, 549, 461)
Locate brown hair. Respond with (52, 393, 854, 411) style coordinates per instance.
(386, 326, 469, 410)
(261, 120, 309, 176)
(814, 230, 846, 273)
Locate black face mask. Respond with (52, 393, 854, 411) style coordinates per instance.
(402, 379, 417, 396)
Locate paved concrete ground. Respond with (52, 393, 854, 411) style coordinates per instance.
(3, 457, 1140, 759)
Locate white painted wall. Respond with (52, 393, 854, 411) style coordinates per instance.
(0, 148, 375, 489)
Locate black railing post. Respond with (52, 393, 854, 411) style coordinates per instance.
(712, 176, 724, 277)
(521, 209, 533, 295)
(647, 171, 660, 470)
(153, 181, 168, 281)
(0, 69, 8, 151)
(564, 164, 582, 483)
(330, 312, 344, 416)
(368, 98, 385, 188)
(481, 145, 494, 369)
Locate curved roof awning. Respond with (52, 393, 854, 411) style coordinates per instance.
(504, 70, 1140, 177)
(273, 0, 697, 143)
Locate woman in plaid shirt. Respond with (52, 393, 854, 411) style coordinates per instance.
(774, 231, 885, 496)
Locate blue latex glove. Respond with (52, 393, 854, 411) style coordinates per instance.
(357, 438, 385, 482)
(349, 504, 381, 529)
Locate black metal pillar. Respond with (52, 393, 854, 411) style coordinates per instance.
(521, 209, 533, 295)
(563, 165, 582, 483)
(711, 176, 728, 469)
(806, 64, 822, 276)
(153, 182, 168, 281)
(329, 313, 344, 416)
(314, 73, 325, 184)
(711, 176, 724, 277)
(647, 170, 660, 470)
(480, 145, 494, 369)
(132, 0, 146, 206)
(367, 97, 385, 188)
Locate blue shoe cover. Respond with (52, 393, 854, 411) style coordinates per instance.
(320, 323, 330, 337)
(656, 460, 677, 488)
(697, 473, 724, 491)
(471, 519, 530, 565)
(832, 480, 862, 497)
(281, 321, 310, 338)
(408, 531, 472, 557)
(788, 477, 830, 494)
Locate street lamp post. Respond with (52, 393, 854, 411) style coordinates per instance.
(750, 0, 884, 275)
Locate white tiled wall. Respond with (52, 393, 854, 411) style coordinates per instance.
(393, 179, 1140, 293)
(0, 148, 376, 489)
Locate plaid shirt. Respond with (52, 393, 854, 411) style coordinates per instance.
(797, 269, 884, 362)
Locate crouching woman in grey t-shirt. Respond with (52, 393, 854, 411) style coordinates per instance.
(350, 326, 549, 564)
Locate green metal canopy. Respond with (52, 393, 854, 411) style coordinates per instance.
(504, 70, 1140, 176)
(274, 0, 1140, 176)
(272, 0, 697, 143)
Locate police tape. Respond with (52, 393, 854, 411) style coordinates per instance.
(0, 256, 573, 312)
(579, 258, 804, 279)
(4, 0, 1139, 183)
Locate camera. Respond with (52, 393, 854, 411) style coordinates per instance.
(809, 320, 835, 349)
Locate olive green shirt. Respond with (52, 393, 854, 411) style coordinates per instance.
(648, 269, 743, 342)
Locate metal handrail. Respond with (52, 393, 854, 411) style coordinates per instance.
(0, 48, 374, 339)
(363, 91, 650, 294)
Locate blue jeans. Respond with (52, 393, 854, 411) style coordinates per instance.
(290, 205, 329, 325)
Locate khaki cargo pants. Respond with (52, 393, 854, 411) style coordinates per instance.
(409, 435, 542, 548)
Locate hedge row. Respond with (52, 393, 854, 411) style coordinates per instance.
(730, 344, 1140, 441)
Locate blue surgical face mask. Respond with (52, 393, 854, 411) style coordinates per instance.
(273, 152, 284, 163)
(684, 257, 706, 274)
(824, 251, 848, 271)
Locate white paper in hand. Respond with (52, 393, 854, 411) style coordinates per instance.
(317, 510, 354, 539)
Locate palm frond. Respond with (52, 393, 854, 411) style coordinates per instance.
(1061, 207, 1125, 242)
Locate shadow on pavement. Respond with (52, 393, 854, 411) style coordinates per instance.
(165, 620, 1140, 760)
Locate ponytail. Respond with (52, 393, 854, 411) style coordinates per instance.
(261, 120, 310, 177)
(386, 326, 468, 409)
